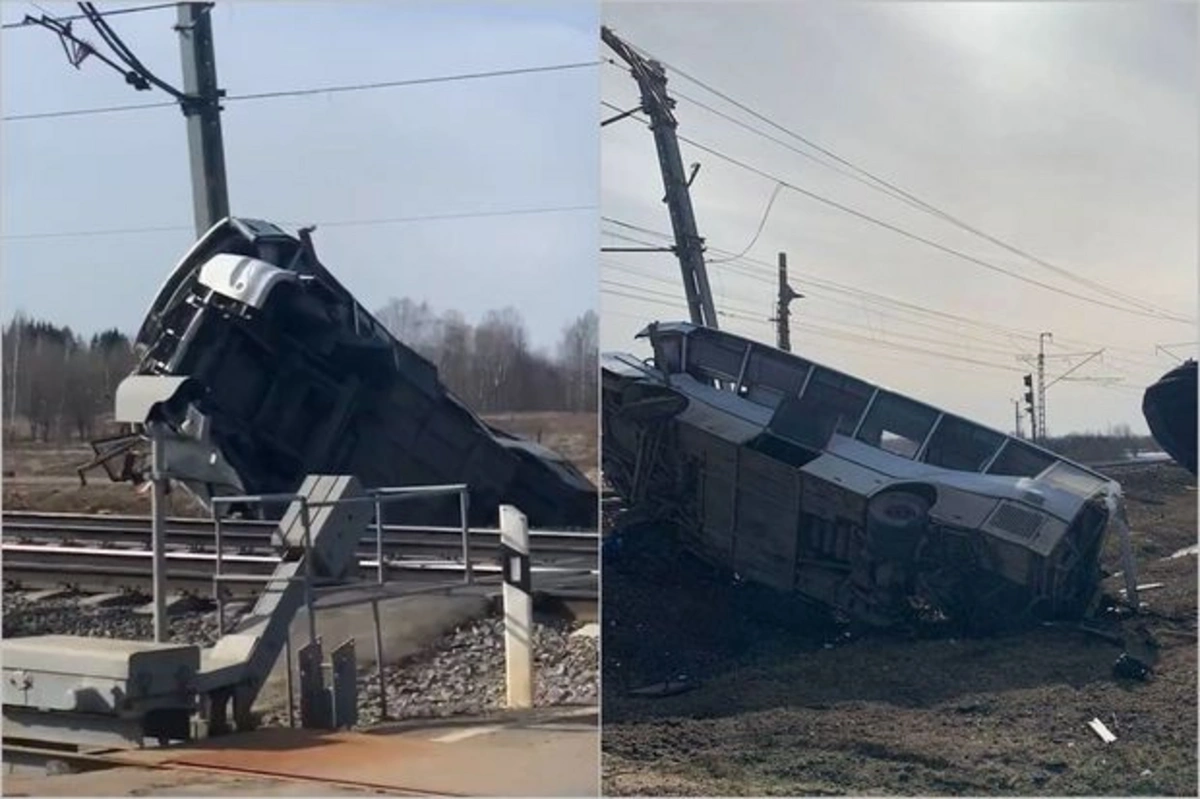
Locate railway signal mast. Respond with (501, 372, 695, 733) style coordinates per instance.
(1022, 374, 1037, 441)
(602, 27, 719, 329)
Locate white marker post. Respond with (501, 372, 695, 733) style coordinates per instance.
(149, 431, 168, 643)
(500, 505, 533, 709)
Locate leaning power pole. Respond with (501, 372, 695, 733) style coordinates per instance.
(177, 2, 229, 238)
(602, 26, 719, 329)
(772, 252, 802, 352)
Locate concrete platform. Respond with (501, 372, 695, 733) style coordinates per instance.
(4, 706, 598, 797)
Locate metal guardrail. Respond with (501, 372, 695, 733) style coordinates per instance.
(0, 542, 595, 588)
(1, 511, 597, 560)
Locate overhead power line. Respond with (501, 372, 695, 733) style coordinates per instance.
(607, 44, 1187, 321)
(3, 60, 600, 121)
(1, 2, 184, 29)
(2, 203, 596, 240)
(603, 100, 1193, 325)
(601, 216, 1171, 371)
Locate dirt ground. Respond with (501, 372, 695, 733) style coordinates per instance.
(601, 462, 1197, 796)
(0, 411, 597, 516)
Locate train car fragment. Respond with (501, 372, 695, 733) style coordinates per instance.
(603, 321, 1125, 631)
(1142, 359, 1197, 475)
(88, 217, 597, 528)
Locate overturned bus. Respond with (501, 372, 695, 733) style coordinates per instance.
(88, 217, 597, 528)
(603, 321, 1124, 631)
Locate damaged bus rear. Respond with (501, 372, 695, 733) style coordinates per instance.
(89, 217, 597, 528)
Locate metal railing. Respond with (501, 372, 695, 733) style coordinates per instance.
(207, 483, 478, 727)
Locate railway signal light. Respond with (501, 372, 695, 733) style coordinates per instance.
(1023, 374, 1037, 438)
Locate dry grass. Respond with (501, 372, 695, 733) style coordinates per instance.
(1, 411, 598, 514)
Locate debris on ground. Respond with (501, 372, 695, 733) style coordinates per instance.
(601, 462, 1197, 796)
(1112, 652, 1153, 682)
(1088, 717, 1118, 744)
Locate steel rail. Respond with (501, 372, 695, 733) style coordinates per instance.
(1, 511, 597, 560)
(0, 542, 597, 597)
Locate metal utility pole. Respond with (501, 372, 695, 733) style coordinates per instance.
(1037, 332, 1052, 441)
(602, 27, 719, 329)
(177, 2, 229, 238)
(1013, 399, 1023, 439)
(772, 252, 802, 352)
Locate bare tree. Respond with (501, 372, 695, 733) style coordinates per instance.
(557, 310, 599, 411)
(474, 308, 530, 412)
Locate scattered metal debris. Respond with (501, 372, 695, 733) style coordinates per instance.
(627, 675, 697, 698)
(1087, 717, 1117, 744)
(1112, 653, 1152, 682)
(603, 322, 1128, 633)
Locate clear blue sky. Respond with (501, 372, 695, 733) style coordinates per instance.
(2, 1, 598, 351)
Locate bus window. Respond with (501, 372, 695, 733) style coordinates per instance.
(741, 350, 809, 410)
(856, 391, 938, 459)
(655, 333, 684, 374)
(687, 329, 744, 383)
(922, 416, 1005, 472)
(986, 439, 1056, 478)
(767, 367, 872, 448)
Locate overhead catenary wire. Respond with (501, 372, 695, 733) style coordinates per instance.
(707, 181, 784, 264)
(602, 217, 1167, 375)
(603, 254, 1026, 358)
(603, 217, 1044, 340)
(605, 44, 1187, 321)
(2, 203, 596, 240)
(3, 61, 600, 121)
(1, 1, 184, 29)
(602, 96, 1192, 324)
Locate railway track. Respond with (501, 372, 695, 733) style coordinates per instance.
(1, 511, 598, 598)
(1, 511, 596, 560)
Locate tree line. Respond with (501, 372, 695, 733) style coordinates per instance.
(1041, 426, 1159, 464)
(1, 315, 136, 442)
(1, 302, 597, 442)
(373, 299, 597, 415)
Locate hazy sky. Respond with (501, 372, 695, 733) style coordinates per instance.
(1, 0, 597, 352)
(602, 1, 1197, 435)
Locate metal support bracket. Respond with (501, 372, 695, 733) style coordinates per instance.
(329, 639, 357, 730)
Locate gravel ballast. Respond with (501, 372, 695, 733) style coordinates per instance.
(2, 591, 597, 728)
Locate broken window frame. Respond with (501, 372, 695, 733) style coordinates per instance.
(984, 437, 1059, 478)
(762, 365, 875, 448)
(736, 346, 812, 410)
(919, 413, 1007, 473)
(654, 332, 685, 374)
(853, 389, 941, 459)
(685, 328, 745, 386)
